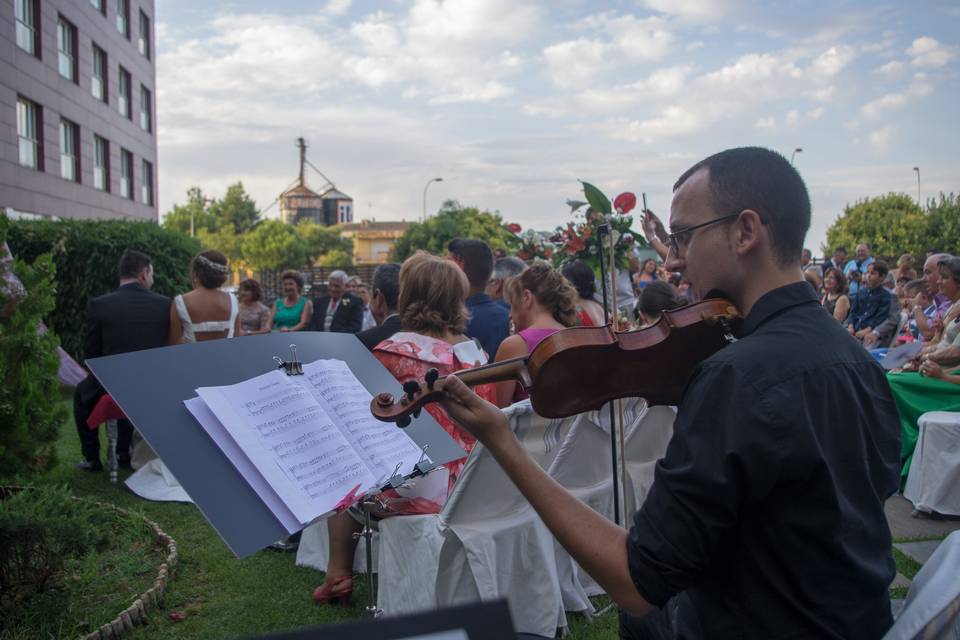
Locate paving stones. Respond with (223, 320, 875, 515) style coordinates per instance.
(894, 539, 943, 565)
(885, 496, 960, 539)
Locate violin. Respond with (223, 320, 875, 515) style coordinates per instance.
(370, 297, 741, 427)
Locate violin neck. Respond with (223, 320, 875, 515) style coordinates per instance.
(452, 357, 530, 388)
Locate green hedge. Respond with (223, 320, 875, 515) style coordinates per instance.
(6, 217, 201, 361)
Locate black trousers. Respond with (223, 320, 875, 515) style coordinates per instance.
(73, 382, 132, 463)
(619, 594, 688, 640)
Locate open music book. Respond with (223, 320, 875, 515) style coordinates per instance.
(185, 359, 427, 533)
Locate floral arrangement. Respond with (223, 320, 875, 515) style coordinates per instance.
(510, 226, 555, 261)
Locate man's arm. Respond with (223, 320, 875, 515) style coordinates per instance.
(83, 299, 103, 363)
(343, 295, 364, 333)
(865, 293, 901, 346)
(438, 376, 653, 615)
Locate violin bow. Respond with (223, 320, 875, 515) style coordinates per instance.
(607, 218, 628, 528)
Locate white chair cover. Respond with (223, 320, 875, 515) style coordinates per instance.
(904, 412, 960, 517)
(622, 404, 676, 518)
(124, 458, 194, 503)
(296, 518, 378, 574)
(882, 531, 960, 639)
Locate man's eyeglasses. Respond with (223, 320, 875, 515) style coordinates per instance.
(667, 212, 741, 256)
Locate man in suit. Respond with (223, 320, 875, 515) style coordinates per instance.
(448, 238, 509, 358)
(74, 250, 170, 471)
(309, 270, 363, 333)
(357, 263, 401, 351)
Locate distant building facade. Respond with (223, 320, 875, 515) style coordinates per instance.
(1, 0, 158, 221)
(340, 220, 410, 264)
(279, 184, 354, 227)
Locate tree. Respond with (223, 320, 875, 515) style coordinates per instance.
(391, 201, 517, 261)
(197, 227, 245, 270)
(240, 220, 308, 272)
(823, 193, 928, 259)
(208, 182, 260, 235)
(925, 193, 960, 255)
(161, 187, 217, 236)
(295, 221, 353, 265)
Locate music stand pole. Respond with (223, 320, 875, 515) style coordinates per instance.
(596, 223, 621, 527)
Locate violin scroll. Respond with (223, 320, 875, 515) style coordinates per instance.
(370, 368, 443, 427)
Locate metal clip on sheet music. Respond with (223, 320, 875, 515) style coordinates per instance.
(272, 344, 304, 375)
(413, 444, 438, 477)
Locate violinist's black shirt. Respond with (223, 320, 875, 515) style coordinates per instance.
(626, 282, 900, 639)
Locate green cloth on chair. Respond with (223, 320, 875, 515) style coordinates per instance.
(887, 371, 960, 481)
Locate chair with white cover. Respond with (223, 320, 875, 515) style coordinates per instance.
(622, 404, 676, 518)
(904, 411, 960, 517)
(295, 519, 377, 574)
(882, 531, 960, 640)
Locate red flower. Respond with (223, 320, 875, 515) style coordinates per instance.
(614, 192, 637, 215)
(566, 236, 586, 253)
(507, 223, 522, 234)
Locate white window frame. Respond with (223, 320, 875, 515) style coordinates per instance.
(120, 149, 133, 199)
(116, 0, 128, 37)
(92, 45, 107, 102)
(15, 0, 37, 56)
(57, 18, 76, 81)
(138, 10, 150, 59)
(94, 136, 109, 191)
(17, 97, 40, 169)
(118, 66, 131, 118)
(139, 85, 152, 132)
(141, 159, 153, 206)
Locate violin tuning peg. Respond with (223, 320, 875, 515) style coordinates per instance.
(402, 380, 421, 400)
(412, 407, 422, 419)
(424, 368, 439, 390)
(396, 415, 412, 429)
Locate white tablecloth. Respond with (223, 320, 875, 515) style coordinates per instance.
(904, 411, 960, 516)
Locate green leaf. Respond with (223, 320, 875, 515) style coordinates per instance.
(580, 181, 611, 215)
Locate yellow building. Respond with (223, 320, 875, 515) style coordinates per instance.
(340, 220, 411, 264)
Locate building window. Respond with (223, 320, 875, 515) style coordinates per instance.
(94, 136, 110, 192)
(339, 203, 353, 223)
(141, 159, 153, 206)
(17, 97, 43, 170)
(57, 16, 78, 82)
(116, 0, 129, 38)
(92, 44, 108, 102)
(139, 85, 152, 132)
(15, 0, 40, 57)
(120, 149, 133, 199)
(90, 0, 105, 14)
(138, 10, 150, 59)
(118, 66, 131, 118)
(59, 119, 80, 182)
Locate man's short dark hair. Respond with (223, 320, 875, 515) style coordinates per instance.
(870, 260, 889, 278)
(448, 238, 493, 289)
(372, 263, 400, 310)
(834, 245, 847, 254)
(118, 250, 152, 279)
(673, 147, 811, 267)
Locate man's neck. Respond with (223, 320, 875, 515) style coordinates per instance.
(732, 268, 804, 319)
(119, 278, 140, 287)
(468, 286, 485, 298)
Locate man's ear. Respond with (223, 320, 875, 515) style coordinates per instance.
(734, 209, 764, 256)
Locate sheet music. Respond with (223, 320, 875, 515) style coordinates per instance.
(184, 397, 301, 534)
(196, 369, 378, 524)
(301, 359, 426, 482)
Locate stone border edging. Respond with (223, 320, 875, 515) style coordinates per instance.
(0, 486, 178, 640)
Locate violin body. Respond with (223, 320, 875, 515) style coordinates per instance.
(371, 298, 740, 424)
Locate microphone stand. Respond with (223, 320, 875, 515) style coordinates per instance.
(596, 222, 621, 527)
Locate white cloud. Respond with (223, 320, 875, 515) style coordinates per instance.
(907, 36, 956, 68)
(867, 127, 893, 150)
(325, 0, 351, 16)
(861, 73, 934, 117)
(604, 106, 704, 143)
(807, 45, 856, 79)
(755, 116, 777, 131)
(638, 0, 733, 22)
(807, 107, 825, 119)
(874, 60, 905, 77)
(785, 110, 799, 126)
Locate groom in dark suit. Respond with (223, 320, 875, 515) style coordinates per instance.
(74, 250, 171, 471)
(309, 269, 364, 333)
(357, 263, 401, 350)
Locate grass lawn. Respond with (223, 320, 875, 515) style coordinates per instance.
(10, 395, 944, 639)
(14, 398, 617, 639)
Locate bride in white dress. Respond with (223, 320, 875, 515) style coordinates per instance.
(126, 251, 237, 503)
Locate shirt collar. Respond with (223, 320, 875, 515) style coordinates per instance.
(738, 281, 819, 336)
(466, 293, 492, 305)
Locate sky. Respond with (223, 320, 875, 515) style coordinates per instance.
(155, 0, 960, 253)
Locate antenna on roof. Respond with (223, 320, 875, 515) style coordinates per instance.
(296, 137, 307, 187)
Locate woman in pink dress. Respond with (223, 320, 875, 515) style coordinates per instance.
(313, 252, 497, 606)
(493, 261, 579, 407)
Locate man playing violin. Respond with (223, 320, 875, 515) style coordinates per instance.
(436, 147, 900, 639)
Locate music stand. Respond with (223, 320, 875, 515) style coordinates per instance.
(86, 332, 464, 560)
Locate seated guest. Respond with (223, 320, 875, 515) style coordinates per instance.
(355, 281, 377, 331)
(309, 270, 363, 333)
(633, 258, 659, 290)
(486, 256, 526, 310)
(821, 267, 850, 323)
(888, 256, 960, 482)
(803, 265, 822, 294)
(821, 244, 847, 275)
(356, 263, 401, 351)
(312, 252, 496, 605)
(895, 254, 916, 281)
(800, 247, 812, 269)
(168, 251, 237, 344)
(904, 279, 937, 342)
(846, 260, 892, 343)
(847, 268, 862, 297)
(271, 270, 312, 332)
(562, 260, 606, 326)
(493, 261, 578, 407)
(923, 253, 955, 320)
(448, 238, 510, 358)
(635, 280, 684, 328)
(235, 278, 271, 336)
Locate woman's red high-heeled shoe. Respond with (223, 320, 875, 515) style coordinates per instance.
(313, 575, 353, 606)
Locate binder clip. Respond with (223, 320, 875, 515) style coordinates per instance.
(413, 445, 438, 477)
(273, 344, 304, 376)
(381, 461, 407, 491)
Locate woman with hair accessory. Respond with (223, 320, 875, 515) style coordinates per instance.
(493, 260, 578, 407)
(562, 260, 605, 327)
(634, 280, 685, 328)
(168, 250, 238, 344)
(311, 251, 497, 606)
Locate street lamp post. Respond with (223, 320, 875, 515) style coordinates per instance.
(422, 177, 443, 221)
(913, 167, 921, 205)
(790, 147, 803, 165)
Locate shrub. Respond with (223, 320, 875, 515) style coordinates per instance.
(0, 214, 67, 477)
(6, 216, 200, 360)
